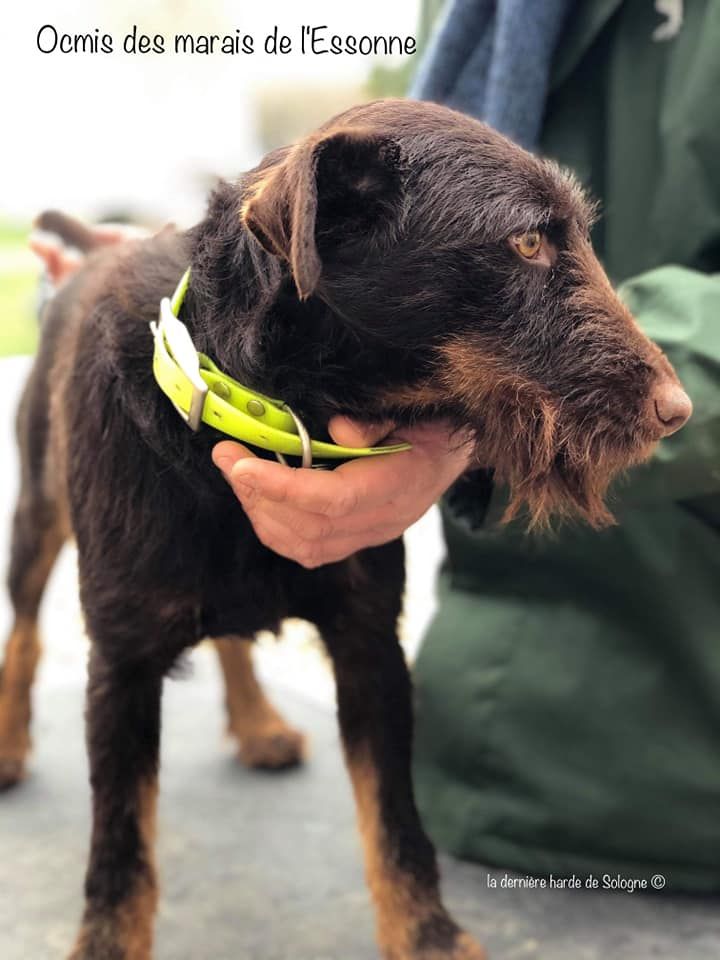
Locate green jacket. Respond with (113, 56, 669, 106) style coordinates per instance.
(414, 0, 720, 891)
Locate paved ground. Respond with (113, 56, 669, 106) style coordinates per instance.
(3, 664, 720, 960)
(2, 355, 720, 959)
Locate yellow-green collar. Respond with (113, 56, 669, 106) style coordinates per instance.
(150, 268, 410, 467)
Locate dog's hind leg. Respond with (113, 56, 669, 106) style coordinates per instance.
(318, 545, 486, 960)
(212, 636, 305, 769)
(0, 497, 64, 788)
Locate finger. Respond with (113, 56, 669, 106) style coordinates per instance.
(212, 441, 258, 477)
(241, 500, 329, 566)
(246, 508, 332, 566)
(230, 449, 418, 517)
(240, 493, 417, 543)
(29, 236, 60, 258)
(249, 498, 337, 542)
(312, 527, 405, 566)
(328, 415, 395, 448)
(238, 489, 410, 542)
(29, 237, 82, 283)
(248, 504, 403, 568)
(230, 458, 361, 517)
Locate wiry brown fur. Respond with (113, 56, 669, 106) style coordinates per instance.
(235, 100, 683, 529)
(2, 99, 689, 960)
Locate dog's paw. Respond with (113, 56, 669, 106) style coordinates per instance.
(67, 931, 121, 960)
(68, 939, 141, 960)
(0, 756, 25, 791)
(67, 916, 152, 960)
(413, 933, 488, 960)
(0, 736, 27, 791)
(237, 723, 306, 770)
(0, 695, 29, 790)
(445, 932, 488, 960)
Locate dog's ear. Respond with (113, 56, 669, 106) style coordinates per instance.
(241, 127, 402, 300)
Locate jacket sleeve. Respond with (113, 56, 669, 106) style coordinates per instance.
(445, 265, 720, 524)
(614, 265, 720, 506)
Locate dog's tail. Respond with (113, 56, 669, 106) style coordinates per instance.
(33, 209, 103, 253)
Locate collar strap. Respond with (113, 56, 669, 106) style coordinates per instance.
(150, 268, 411, 465)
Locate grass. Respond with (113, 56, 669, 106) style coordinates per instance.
(0, 220, 38, 357)
(0, 221, 31, 250)
(0, 271, 38, 356)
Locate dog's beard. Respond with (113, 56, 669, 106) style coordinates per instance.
(469, 393, 658, 529)
(377, 343, 659, 528)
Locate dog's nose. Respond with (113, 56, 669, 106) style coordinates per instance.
(652, 380, 692, 436)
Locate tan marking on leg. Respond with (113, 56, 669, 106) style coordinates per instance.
(116, 777, 158, 958)
(346, 747, 486, 960)
(349, 746, 420, 957)
(1, 517, 64, 787)
(213, 637, 305, 768)
(420, 934, 488, 960)
(69, 778, 158, 960)
(0, 617, 40, 785)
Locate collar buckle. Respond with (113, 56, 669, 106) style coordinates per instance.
(150, 296, 208, 431)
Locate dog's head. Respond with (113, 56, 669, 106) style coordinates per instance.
(240, 99, 691, 526)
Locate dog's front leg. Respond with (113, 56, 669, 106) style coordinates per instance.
(68, 646, 164, 960)
(319, 548, 486, 960)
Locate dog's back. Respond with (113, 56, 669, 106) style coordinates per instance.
(24, 223, 189, 528)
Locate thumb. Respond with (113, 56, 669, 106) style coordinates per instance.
(328, 415, 395, 448)
(212, 441, 258, 478)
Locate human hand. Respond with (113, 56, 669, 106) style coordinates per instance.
(212, 417, 473, 568)
(30, 223, 149, 285)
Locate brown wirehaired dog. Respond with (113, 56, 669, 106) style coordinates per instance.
(1, 99, 690, 960)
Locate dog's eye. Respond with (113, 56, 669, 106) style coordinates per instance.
(512, 230, 542, 259)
